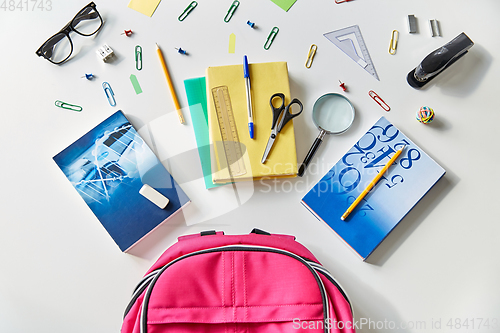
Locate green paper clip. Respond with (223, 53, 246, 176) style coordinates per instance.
(135, 45, 142, 71)
(264, 27, 279, 50)
(55, 100, 82, 112)
(178, 1, 197, 21)
(224, 0, 239, 23)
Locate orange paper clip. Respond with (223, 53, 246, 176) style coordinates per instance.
(369, 90, 390, 111)
(335, 0, 352, 3)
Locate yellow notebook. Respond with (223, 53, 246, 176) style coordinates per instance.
(206, 62, 298, 183)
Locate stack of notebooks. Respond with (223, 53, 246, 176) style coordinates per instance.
(184, 61, 299, 188)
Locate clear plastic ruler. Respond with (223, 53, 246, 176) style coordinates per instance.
(324, 25, 380, 81)
(211, 86, 246, 177)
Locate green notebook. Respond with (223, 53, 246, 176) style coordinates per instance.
(184, 77, 222, 189)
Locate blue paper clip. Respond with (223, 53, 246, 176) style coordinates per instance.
(102, 82, 116, 106)
(264, 27, 279, 50)
(224, 0, 239, 23)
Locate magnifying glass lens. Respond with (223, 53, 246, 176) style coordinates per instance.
(298, 93, 355, 177)
(313, 95, 354, 133)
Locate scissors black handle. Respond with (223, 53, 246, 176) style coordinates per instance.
(278, 98, 303, 132)
(269, 93, 286, 130)
(269, 93, 303, 132)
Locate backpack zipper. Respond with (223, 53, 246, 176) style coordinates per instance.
(305, 260, 354, 318)
(124, 268, 162, 318)
(126, 245, 350, 333)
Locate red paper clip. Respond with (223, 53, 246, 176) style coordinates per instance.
(335, 0, 352, 3)
(121, 29, 133, 37)
(368, 90, 391, 111)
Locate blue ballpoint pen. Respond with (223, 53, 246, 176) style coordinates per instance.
(243, 55, 254, 139)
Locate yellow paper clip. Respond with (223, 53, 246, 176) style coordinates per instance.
(135, 45, 142, 70)
(178, 1, 197, 21)
(264, 27, 279, 50)
(305, 44, 317, 68)
(55, 100, 82, 112)
(224, 0, 239, 23)
(389, 30, 398, 55)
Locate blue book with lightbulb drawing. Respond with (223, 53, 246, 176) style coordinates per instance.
(53, 111, 190, 252)
(301, 117, 445, 260)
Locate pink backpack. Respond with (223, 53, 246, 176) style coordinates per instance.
(122, 230, 355, 333)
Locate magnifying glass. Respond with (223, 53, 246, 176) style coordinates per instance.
(298, 93, 355, 177)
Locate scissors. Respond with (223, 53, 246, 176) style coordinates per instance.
(261, 93, 303, 163)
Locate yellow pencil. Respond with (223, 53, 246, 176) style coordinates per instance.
(341, 145, 406, 221)
(156, 43, 185, 124)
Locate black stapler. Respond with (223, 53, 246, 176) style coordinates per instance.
(407, 32, 474, 89)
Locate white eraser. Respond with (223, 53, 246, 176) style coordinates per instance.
(139, 184, 170, 209)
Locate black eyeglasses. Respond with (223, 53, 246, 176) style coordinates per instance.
(36, 2, 103, 65)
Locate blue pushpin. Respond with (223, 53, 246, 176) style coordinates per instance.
(175, 47, 187, 55)
(81, 73, 94, 80)
(247, 21, 255, 28)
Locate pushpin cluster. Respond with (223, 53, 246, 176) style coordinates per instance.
(175, 48, 188, 55)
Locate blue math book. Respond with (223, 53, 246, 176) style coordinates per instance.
(301, 116, 445, 260)
(53, 111, 190, 252)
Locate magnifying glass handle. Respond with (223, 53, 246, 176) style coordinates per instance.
(298, 131, 326, 177)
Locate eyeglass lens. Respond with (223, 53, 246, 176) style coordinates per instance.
(72, 6, 102, 36)
(41, 33, 73, 64)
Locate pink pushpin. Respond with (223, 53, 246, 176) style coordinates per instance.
(121, 29, 133, 37)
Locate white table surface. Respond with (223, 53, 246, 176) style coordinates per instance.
(1, 0, 500, 332)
